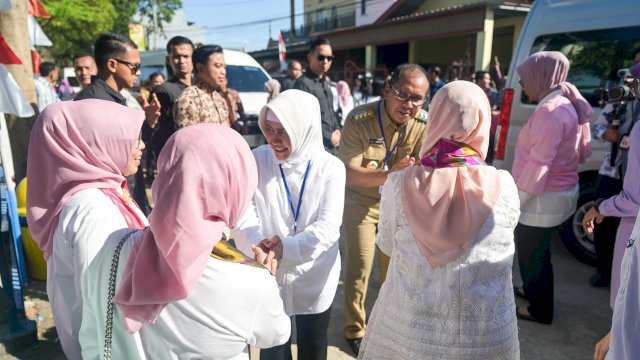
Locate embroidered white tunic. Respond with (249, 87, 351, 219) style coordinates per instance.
(234, 145, 345, 315)
(79, 228, 291, 360)
(358, 171, 521, 360)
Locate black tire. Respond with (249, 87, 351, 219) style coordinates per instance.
(558, 172, 598, 266)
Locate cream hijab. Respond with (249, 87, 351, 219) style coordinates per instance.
(401, 81, 501, 268)
(258, 89, 324, 165)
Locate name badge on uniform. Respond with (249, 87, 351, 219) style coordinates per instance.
(368, 138, 384, 144)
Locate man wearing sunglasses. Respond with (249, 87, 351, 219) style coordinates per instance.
(294, 37, 341, 155)
(75, 33, 142, 106)
(76, 32, 156, 214)
(338, 64, 429, 355)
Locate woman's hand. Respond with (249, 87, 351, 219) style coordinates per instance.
(252, 245, 278, 275)
(594, 331, 611, 360)
(257, 236, 284, 261)
(583, 206, 605, 235)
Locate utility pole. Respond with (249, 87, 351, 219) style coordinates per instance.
(152, 0, 159, 50)
(0, 1, 35, 103)
(290, 0, 295, 38)
(0, 0, 37, 183)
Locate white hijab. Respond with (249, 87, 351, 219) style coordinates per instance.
(258, 89, 324, 166)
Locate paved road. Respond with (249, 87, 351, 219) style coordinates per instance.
(6, 232, 612, 359)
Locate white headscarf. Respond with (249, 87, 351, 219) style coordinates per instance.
(258, 89, 324, 165)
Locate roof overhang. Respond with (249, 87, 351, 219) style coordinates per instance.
(316, 2, 530, 50)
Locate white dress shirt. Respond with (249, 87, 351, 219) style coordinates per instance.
(234, 145, 345, 315)
(50, 188, 148, 360)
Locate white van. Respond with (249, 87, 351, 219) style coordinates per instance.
(139, 48, 271, 147)
(494, 0, 640, 264)
(223, 50, 271, 147)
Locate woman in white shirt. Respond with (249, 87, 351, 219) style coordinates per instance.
(26, 99, 149, 360)
(79, 124, 290, 360)
(234, 89, 346, 360)
(358, 81, 520, 359)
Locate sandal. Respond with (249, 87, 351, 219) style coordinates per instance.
(513, 286, 526, 299)
(515, 306, 537, 322)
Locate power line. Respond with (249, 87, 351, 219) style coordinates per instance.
(201, 0, 384, 31)
(187, 0, 270, 7)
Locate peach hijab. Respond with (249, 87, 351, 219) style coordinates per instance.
(401, 81, 501, 268)
(114, 124, 258, 333)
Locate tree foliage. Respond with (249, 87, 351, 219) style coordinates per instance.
(38, 0, 182, 65)
(40, 0, 117, 64)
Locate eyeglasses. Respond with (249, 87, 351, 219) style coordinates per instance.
(114, 58, 141, 73)
(264, 125, 288, 137)
(391, 85, 426, 106)
(316, 55, 334, 62)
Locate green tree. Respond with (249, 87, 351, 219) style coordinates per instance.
(39, 0, 117, 64)
(38, 0, 182, 65)
(111, 0, 182, 35)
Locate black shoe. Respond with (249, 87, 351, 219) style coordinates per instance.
(590, 273, 610, 287)
(346, 337, 362, 355)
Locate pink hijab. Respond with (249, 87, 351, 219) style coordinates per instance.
(401, 81, 501, 268)
(337, 80, 352, 108)
(517, 51, 593, 161)
(26, 99, 144, 260)
(114, 124, 258, 333)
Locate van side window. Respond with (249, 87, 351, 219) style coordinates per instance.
(522, 26, 640, 106)
(227, 65, 270, 92)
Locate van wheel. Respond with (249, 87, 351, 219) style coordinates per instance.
(558, 173, 598, 266)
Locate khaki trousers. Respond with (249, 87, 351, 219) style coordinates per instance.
(343, 199, 390, 340)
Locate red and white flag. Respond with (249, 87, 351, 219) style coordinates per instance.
(278, 31, 286, 70)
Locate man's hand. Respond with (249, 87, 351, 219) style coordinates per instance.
(603, 128, 620, 143)
(142, 93, 161, 128)
(594, 331, 611, 360)
(583, 206, 605, 235)
(252, 245, 278, 275)
(389, 155, 416, 172)
(331, 129, 341, 147)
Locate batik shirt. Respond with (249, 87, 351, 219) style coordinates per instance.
(174, 81, 230, 129)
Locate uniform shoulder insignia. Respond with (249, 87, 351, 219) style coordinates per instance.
(415, 109, 428, 122)
(350, 107, 375, 123)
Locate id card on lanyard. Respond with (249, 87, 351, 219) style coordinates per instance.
(376, 100, 407, 193)
(279, 160, 312, 235)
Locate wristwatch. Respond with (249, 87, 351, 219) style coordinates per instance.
(593, 198, 605, 212)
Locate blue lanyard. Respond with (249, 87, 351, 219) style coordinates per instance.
(279, 160, 312, 233)
(377, 100, 407, 168)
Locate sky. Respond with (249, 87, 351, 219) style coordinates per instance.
(182, 0, 305, 52)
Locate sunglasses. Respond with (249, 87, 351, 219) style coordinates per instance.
(317, 55, 334, 62)
(391, 85, 426, 106)
(114, 58, 141, 73)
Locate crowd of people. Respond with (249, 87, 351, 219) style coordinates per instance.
(21, 29, 640, 360)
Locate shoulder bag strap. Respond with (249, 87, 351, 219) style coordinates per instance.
(104, 229, 138, 360)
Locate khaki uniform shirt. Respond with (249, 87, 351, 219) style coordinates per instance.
(339, 100, 427, 207)
(174, 82, 230, 129)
